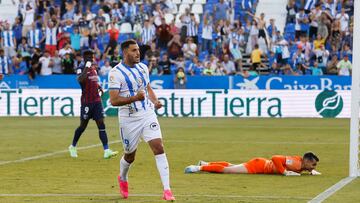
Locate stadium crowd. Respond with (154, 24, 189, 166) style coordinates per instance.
(0, 0, 354, 81)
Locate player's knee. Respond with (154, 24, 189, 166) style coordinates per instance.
(97, 122, 105, 130)
(124, 153, 135, 163)
(77, 126, 86, 132)
(152, 146, 164, 155)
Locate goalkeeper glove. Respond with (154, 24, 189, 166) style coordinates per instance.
(310, 170, 322, 175)
(284, 170, 301, 176)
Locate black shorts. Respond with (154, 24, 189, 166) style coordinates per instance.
(81, 102, 104, 121)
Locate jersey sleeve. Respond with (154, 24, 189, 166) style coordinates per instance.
(271, 155, 287, 174)
(108, 69, 122, 90)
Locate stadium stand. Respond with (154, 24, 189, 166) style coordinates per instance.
(0, 0, 354, 78)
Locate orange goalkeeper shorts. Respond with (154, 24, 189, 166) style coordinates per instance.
(243, 158, 268, 174)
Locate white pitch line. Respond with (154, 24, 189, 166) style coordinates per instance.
(0, 139, 345, 166)
(0, 140, 121, 166)
(308, 176, 356, 203)
(0, 193, 311, 200)
(166, 140, 347, 145)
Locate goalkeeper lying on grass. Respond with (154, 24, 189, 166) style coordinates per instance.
(185, 152, 321, 176)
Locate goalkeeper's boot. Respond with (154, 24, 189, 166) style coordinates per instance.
(68, 145, 78, 158)
(184, 165, 200, 173)
(163, 189, 175, 201)
(104, 149, 118, 159)
(117, 175, 128, 199)
(197, 160, 208, 166)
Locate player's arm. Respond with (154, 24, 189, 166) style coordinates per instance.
(271, 156, 300, 176)
(109, 89, 144, 106)
(108, 70, 145, 106)
(147, 84, 162, 109)
(77, 62, 91, 83)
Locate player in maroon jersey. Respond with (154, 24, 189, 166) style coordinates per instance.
(68, 50, 118, 159)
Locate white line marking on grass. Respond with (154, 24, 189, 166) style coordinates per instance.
(0, 193, 311, 200)
(166, 140, 348, 145)
(0, 140, 121, 166)
(308, 176, 356, 203)
(0, 140, 345, 166)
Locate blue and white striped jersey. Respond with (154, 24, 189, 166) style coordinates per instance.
(108, 62, 154, 117)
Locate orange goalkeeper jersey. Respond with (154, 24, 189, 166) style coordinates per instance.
(244, 155, 302, 174)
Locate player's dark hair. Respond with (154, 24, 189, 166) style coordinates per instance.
(303, 152, 319, 162)
(121, 39, 137, 51)
(83, 50, 94, 61)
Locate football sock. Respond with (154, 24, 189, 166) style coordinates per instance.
(155, 153, 171, 190)
(209, 161, 231, 167)
(200, 165, 225, 173)
(72, 126, 85, 147)
(98, 129, 109, 150)
(97, 122, 109, 150)
(120, 156, 131, 181)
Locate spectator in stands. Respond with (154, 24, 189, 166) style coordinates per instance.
(145, 41, 160, 61)
(10, 55, 24, 75)
(99, 60, 112, 76)
(295, 8, 309, 40)
(336, 8, 349, 36)
(149, 56, 163, 76)
(267, 19, 278, 39)
(286, 0, 298, 24)
(313, 34, 326, 50)
(156, 17, 171, 49)
(247, 12, 268, 48)
(13, 17, 23, 49)
(215, 0, 229, 22)
(59, 43, 74, 58)
(310, 61, 323, 76)
(43, 20, 59, 57)
(186, 13, 199, 44)
(62, 53, 75, 74)
(251, 44, 262, 71)
(187, 56, 204, 76)
(314, 45, 330, 72)
(27, 22, 43, 50)
(106, 22, 118, 55)
(0, 48, 12, 75)
(221, 54, 236, 75)
(309, 3, 322, 40)
(158, 53, 171, 75)
(337, 54, 352, 76)
(330, 19, 341, 51)
(39, 50, 54, 76)
(70, 27, 81, 51)
(174, 67, 186, 89)
(22, 4, 35, 37)
(52, 50, 63, 74)
(170, 55, 185, 71)
(1, 23, 17, 58)
(141, 19, 156, 49)
(327, 54, 339, 75)
(182, 37, 197, 59)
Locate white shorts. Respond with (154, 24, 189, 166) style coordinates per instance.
(119, 112, 162, 153)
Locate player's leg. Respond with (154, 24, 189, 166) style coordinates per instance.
(185, 163, 248, 174)
(118, 150, 136, 199)
(117, 121, 142, 199)
(95, 118, 118, 159)
(148, 138, 175, 201)
(93, 102, 118, 158)
(68, 117, 89, 158)
(143, 115, 175, 201)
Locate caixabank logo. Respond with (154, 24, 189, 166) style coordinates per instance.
(315, 90, 343, 118)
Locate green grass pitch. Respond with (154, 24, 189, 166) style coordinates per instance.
(0, 117, 359, 202)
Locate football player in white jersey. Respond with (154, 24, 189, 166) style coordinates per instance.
(108, 39, 175, 201)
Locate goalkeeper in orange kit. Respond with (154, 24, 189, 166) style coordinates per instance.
(185, 152, 321, 176)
